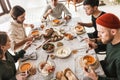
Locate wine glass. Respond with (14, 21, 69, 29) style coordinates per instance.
(38, 60, 55, 80)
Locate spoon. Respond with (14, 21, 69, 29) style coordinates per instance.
(46, 55, 49, 63)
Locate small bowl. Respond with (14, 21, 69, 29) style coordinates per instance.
(75, 25, 85, 35)
(19, 62, 32, 72)
(42, 42, 55, 53)
(82, 55, 99, 69)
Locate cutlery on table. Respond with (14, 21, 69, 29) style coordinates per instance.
(46, 55, 49, 63)
(36, 39, 50, 50)
(21, 52, 37, 62)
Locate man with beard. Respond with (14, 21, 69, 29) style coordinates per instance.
(84, 13, 120, 80)
(8, 5, 34, 51)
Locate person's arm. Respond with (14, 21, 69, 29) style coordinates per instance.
(13, 49, 26, 62)
(13, 41, 32, 62)
(42, 5, 51, 20)
(83, 66, 98, 80)
(77, 22, 93, 27)
(10, 73, 28, 80)
(90, 38, 102, 43)
(62, 4, 71, 20)
(14, 36, 33, 50)
(98, 59, 120, 80)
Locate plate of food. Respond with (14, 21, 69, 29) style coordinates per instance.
(55, 68, 79, 80)
(55, 46, 71, 58)
(52, 19, 64, 26)
(30, 30, 41, 39)
(74, 25, 85, 35)
(64, 33, 74, 40)
(39, 60, 55, 76)
(31, 30, 40, 36)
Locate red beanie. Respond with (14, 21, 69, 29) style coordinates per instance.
(96, 13, 120, 29)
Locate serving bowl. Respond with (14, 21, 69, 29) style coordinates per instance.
(42, 42, 55, 53)
(81, 55, 99, 70)
(55, 46, 71, 58)
(19, 62, 32, 72)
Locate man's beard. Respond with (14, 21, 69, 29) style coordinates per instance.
(16, 20, 23, 24)
(102, 36, 114, 44)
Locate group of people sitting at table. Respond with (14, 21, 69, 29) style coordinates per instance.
(0, 0, 120, 80)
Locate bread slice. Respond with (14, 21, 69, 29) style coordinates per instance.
(56, 71, 67, 80)
(64, 68, 79, 80)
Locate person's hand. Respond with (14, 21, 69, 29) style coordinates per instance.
(85, 38, 98, 49)
(47, 9, 53, 14)
(64, 15, 71, 21)
(25, 36, 34, 42)
(41, 18, 46, 23)
(16, 73, 28, 80)
(29, 24, 34, 28)
(23, 41, 33, 50)
(83, 66, 98, 80)
(77, 22, 84, 26)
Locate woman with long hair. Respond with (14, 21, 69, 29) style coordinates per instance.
(0, 31, 31, 80)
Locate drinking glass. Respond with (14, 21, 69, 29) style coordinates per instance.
(38, 60, 55, 80)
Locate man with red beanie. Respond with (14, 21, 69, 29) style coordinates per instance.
(84, 13, 120, 80)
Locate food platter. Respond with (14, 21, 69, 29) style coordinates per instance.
(43, 28, 64, 42)
(55, 46, 71, 58)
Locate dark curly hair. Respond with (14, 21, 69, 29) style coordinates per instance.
(10, 5, 25, 20)
(83, 0, 99, 7)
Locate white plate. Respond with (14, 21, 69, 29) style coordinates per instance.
(55, 46, 71, 58)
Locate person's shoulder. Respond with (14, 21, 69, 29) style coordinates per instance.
(101, 11, 106, 15)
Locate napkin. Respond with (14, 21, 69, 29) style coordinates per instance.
(21, 52, 37, 62)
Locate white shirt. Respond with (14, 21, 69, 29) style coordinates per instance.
(43, 3, 71, 19)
